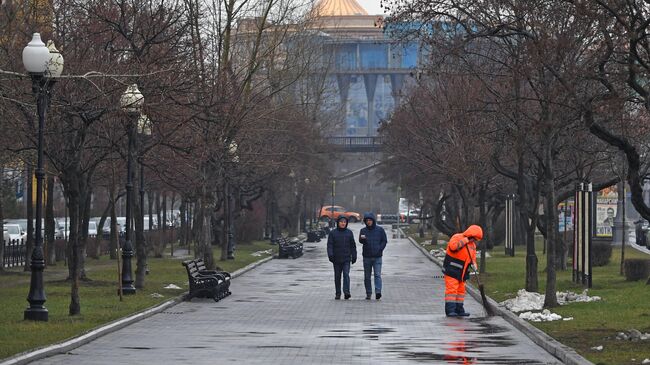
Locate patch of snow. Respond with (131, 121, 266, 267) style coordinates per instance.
(590, 345, 603, 351)
(616, 330, 650, 342)
(500, 289, 601, 313)
(150, 293, 164, 298)
(563, 317, 574, 321)
(501, 289, 544, 312)
(641, 358, 650, 364)
(251, 249, 273, 257)
(429, 248, 446, 259)
(519, 309, 563, 322)
(163, 284, 183, 289)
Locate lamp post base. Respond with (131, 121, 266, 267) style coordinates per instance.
(120, 286, 136, 295)
(24, 307, 48, 322)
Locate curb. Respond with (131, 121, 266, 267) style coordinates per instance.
(406, 236, 593, 365)
(1, 255, 275, 365)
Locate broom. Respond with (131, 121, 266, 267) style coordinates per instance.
(465, 245, 495, 317)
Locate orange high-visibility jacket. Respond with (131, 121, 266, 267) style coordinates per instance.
(442, 225, 483, 281)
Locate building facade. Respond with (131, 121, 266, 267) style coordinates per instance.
(313, 0, 420, 136)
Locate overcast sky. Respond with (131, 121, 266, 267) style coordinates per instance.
(357, 0, 386, 15)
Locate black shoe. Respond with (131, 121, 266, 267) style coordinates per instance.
(344, 293, 351, 300)
(335, 294, 341, 300)
(376, 293, 382, 300)
(366, 294, 371, 300)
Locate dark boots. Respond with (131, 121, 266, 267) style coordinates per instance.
(456, 303, 470, 317)
(445, 303, 470, 317)
(445, 302, 458, 317)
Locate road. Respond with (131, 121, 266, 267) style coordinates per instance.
(34, 223, 562, 364)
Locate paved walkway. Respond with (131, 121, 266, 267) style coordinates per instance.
(34, 223, 562, 364)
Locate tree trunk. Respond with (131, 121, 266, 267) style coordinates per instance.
(221, 191, 229, 261)
(154, 191, 163, 257)
(517, 154, 539, 293)
(543, 140, 559, 308)
(109, 187, 118, 260)
(134, 187, 147, 289)
(64, 181, 81, 316)
(45, 174, 56, 265)
(0, 166, 4, 271)
(180, 198, 186, 247)
(162, 192, 167, 234)
(478, 186, 487, 274)
(93, 200, 111, 260)
(78, 184, 92, 280)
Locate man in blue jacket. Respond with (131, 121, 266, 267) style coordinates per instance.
(359, 212, 387, 300)
(327, 216, 357, 300)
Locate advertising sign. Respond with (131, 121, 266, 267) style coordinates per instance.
(596, 186, 618, 237)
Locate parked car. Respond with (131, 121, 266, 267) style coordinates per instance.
(376, 213, 400, 225)
(3, 223, 26, 242)
(318, 205, 361, 223)
(5, 219, 45, 238)
(101, 217, 126, 238)
(88, 221, 98, 237)
(55, 218, 100, 238)
(400, 209, 421, 224)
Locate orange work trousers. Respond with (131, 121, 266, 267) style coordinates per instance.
(444, 275, 466, 304)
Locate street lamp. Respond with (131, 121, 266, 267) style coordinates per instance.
(23, 33, 64, 322)
(225, 141, 238, 259)
(304, 178, 310, 231)
(330, 178, 335, 228)
(119, 84, 144, 295)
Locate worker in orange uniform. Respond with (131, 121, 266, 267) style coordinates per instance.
(442, 225, 483, 317)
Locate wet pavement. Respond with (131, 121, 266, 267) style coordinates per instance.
(33, 223, 562, 364)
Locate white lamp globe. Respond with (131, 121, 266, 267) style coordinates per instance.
(46, 40, 64, 78)
(120, 84, 144, 113)
(23, 33, 50, 74)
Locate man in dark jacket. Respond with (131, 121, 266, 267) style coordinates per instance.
(327, 216, 357, 300)
(359, 212, 387, 300)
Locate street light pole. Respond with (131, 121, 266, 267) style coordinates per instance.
(23, 34, 63, 322)
(330, 179, 335, 228)
(119, 84, 144, 295)
(226, 141, 238, 259)
(303, 178, 310, 232)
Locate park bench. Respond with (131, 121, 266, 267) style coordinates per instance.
(195, 258, 231, 293)
(182, 259, 231, 302)
(276, 236, 303, 259)
(306, 229, 321, 242)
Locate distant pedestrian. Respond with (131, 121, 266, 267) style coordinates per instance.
(327, 216, 357, 300)
(442, 225, 483, 317)
(359, 212, 387, 300)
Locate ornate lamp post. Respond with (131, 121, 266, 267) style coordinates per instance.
(303, 178, 310, 231)
(119, 84, 144, 295)
(226, 141, 238, 259)
(23, 33, 64, 321)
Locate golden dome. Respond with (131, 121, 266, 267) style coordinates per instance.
(313, 0, 369, 16)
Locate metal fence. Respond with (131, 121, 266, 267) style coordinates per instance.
(2, 239, 26, 268)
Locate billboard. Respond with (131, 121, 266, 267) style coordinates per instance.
(596, 186, 617, 237)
